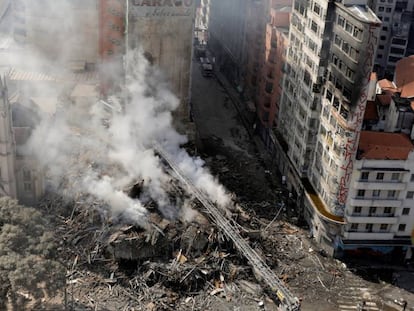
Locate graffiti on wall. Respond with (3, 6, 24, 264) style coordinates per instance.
(336, 25, 378, 213)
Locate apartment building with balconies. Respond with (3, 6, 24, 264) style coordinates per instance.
(304, 55, 414, 260)
(340, 131, 414, 260)
(275, 0, 383, 256)
(369, 0, 414, 79)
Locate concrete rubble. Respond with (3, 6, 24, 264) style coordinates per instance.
(35, 179, 414, 311)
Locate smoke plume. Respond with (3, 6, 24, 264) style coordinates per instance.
(24, 48, 231, 227)
(1, 0, 232, 228)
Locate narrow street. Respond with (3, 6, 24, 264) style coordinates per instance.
(189, 51, 414, 311)
(191, 53, 284, 214)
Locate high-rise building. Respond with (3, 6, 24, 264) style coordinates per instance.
(369, 0, 414, 78)
(276, 0, 382, 255)
(254, 0, 291, 148)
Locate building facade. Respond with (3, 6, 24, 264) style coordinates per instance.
(255, 0, 291, 148)
(369, 0, 414, 79)
(127, 0, 196, 132)
(340, 131, 414, 260)
(0, 77, 45, 205)
(276, 0, 384, 255)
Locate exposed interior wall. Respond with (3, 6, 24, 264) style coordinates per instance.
(127, 1, 196, 133)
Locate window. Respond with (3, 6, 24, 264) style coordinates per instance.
(326, 89, 333, 102)
(392, 38, 406, 45)
(377, 172, 384, 180)
(334, 35, 341, 46)
(342, 42, 350, 54)
(345, 68, 354, 80)
(402, 208, 410, 215)
(353, 27, 362, 40)
(379, 45, 385, 50)
(411, 174, 414, 182)
(380, 36, 386, 41)
(345, 21, 353, 33)
(389, 56, 400, 63)
(390, 47, 405, 54)
(354, 206, 362, 213)
(313, 3, 321, 15)
(361, 172, 369, 180)
(23, 170, 31, 181)
(384, 207, 392, 214)
(379, 6, 384, 11)
(391, 173, 399, 181)
(388, 190, 396, 198)
(380, 224, 388, 230)
(366, 224, 373, 232)
(23, 182, 32, 192)
(350, 223, 358, 231)
(369, 207, 377, 215)
(386, 7, 392, 12)
(407, 191, 414, 199)
(311, 20, 318, 34)
(357, 189, 365, 197)
(338, 15, 345, 28)
(398, 224, 406, 231)
(343, 87, 352, 101)
(373, 190, 381, 197)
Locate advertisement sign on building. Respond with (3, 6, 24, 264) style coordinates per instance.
(129, 0, 194, 19)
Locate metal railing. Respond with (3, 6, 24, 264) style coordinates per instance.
(153, 142, 300, 311)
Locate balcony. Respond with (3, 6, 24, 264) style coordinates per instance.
(345, 212, 399, 224)
(350, 198, 402, 208)
(342, 231, 394, 240)
(354, 180, 406, 191)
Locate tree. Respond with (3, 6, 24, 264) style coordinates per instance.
(0, 197, 65, 309)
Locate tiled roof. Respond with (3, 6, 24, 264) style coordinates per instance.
(378, 79, 397, 92)
(358, 131, 414, 160)
(364, 101, 378, 121)
(395, 56, 414, 98)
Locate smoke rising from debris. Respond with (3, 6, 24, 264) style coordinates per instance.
(24, 48, 231, 228)
(1, 0, 231, 227)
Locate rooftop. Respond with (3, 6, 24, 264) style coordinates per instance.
(340, 4, 381, 25)
(7, 68, 98, 83)
(358, 131, 414, 160)
(378, 79, 397, 92)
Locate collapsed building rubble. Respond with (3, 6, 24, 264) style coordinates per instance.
(35, 145, 414, 310)
(38, 183, 414, 311)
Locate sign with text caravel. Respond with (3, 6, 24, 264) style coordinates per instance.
(129, 0, 195, 18)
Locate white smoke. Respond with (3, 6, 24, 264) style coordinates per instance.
(3, 0, 233, 228)
(24, 48, 232, 227)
